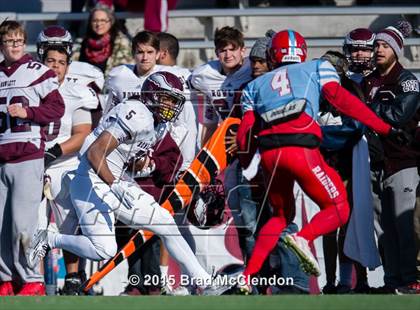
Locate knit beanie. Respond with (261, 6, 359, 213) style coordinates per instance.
(250, 29, 276, 60)
(375, 20, 412, 58)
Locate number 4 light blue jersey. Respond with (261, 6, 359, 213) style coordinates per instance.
(238, 58, 392, 153)
(241, 59, 339, 139)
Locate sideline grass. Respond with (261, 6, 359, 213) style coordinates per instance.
(1, 295, 420, 310)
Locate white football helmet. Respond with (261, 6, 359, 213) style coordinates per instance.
(37, 25, 73, 61)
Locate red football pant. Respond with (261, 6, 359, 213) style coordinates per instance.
(243, 146, 350, 277)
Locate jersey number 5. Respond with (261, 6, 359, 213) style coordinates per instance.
(125, 110, 136, 120)
(271, 69, 291, 96)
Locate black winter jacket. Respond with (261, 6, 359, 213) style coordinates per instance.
(363, 62, 420, 176)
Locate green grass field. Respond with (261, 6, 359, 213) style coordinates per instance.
(1, 295, 419, 310)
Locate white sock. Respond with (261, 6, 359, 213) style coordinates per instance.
(160, 233, 211, 287)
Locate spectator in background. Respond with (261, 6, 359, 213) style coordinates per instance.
(190, 26, 254, 269)
(317, 51, 364, 294)
(157, 32, 179, 66)
(36, 25, 100, 295)
(97, 0, 178, 32)
(362, 21, 420, 294)
(343, 28, 376, 83)
(76, 4, 133, 77)
(37, 25, 105, 129)
(340, 28, 377, 294)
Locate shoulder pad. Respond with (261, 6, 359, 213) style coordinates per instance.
(191, 61, 223, 90)
(60, 83, 99, 110)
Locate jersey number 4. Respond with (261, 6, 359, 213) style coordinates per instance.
(0, 96, 32, 134)
(271, 69, 291, 96)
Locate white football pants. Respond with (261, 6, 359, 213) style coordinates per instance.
(53, 171, 211, 281)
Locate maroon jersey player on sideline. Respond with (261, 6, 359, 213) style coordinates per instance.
(0, 20, 64, 296)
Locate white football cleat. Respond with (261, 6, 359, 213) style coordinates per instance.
(164, 285, 190, 296)
(284, 233, 321, 277)
(26, 229, 50, 269)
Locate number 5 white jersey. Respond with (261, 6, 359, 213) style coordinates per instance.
(78, 100, 157, 178)
(105, 64, 197, 171)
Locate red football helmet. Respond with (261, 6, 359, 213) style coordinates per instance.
(37, 25, 73, 61)
(269, 30, 307, 66)
(343, 28, 375, 73)
(141, 71, 186, 123)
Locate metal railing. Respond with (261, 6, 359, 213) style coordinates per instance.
(25, 37, 420, 53)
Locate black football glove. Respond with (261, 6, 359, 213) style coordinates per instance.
(44, 143, 63, 168)
(388, 127, 412, 146)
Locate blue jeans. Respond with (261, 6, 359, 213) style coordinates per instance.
(225, 160, 258, 261)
